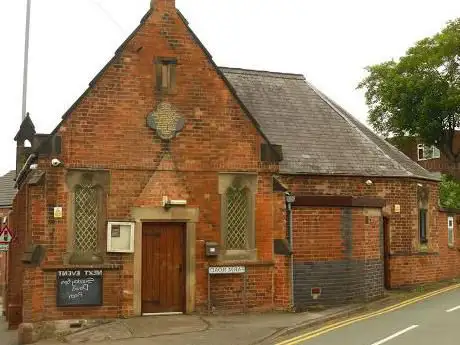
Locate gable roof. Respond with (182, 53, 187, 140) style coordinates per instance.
(220, 67, 438, 181)
(35, 8, 280, 161)
(0, 171, 17, 207)
(27, 7, 436, 182)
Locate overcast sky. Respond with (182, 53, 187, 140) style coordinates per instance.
(1, 0, 459, 176)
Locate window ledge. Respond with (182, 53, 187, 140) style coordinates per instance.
(390, 251, 439, 257)
(414, 251, 439, 256)
(66, 252, 104, 265)
(418, 243, 429, 251)
(42, 264, 122, 272)
(207, 260, 274, 267)
(448, 244, 455, 249)
(218, 249, 257, 262)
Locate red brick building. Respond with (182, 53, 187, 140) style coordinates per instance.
(388, 131, 460, 176)
(0, 170, 16, 308)
(7, 0, 460, 335)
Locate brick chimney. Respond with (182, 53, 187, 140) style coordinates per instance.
(151, 0, 175, 10)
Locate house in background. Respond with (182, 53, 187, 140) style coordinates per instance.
(0, 170, 16, 306)
(5, 0, 460, 338)
(388, 131, 460, 176)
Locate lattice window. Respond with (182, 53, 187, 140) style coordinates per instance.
(74, 181, 98, 252)
(225, 186, 249, 250)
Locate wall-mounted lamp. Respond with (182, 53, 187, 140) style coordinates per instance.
(365, 180, 373, 186)
(162, 196, 187, 209)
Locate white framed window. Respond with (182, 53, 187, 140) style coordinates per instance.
(417, 144, 440, 161)
(448, 216, 454, 247)
(107, 221, 135, 253)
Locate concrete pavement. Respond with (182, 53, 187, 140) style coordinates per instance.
(3, 281, 460, 345)
(274, 284, 460, 345)
(32, 305, 362, 345)
(0, 319, 18, 345)
(0, 300, 19, 345)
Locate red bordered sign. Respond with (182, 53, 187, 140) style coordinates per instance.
(0, 226, 14, 244)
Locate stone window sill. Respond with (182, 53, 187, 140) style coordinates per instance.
(419, 243, 429, 251)
(413, 251, 439, 256)
(207, 260, 274, 267)
(42, 264, 122, 271)
(448, 244, 455, 249)
(66, 252, 104, 265)
(390, 250, 439, 257)
(218, 249, 257, 262)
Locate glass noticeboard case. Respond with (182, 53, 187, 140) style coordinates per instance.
(106, 221, 135, 253)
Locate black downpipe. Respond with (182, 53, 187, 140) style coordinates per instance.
(285, 193, 295, 310)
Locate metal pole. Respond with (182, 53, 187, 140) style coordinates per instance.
(207, 271, 210, 315)
(285, 193, 296, 311)
(243, 269, 247, 313)
(22, 0, 32, 121)
(288, 202, 294, 310)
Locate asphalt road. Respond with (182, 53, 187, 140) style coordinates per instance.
(278, 286, 460, 345)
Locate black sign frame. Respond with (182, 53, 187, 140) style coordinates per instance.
(56, 269, 103, 307)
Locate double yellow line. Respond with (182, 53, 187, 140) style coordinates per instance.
(276, 283, 460, 345)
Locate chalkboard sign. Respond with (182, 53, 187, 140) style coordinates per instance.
(56, 270, 103, 307)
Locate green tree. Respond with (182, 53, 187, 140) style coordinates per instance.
(440, 174, 460, 209)
(358, 18, 460, 167)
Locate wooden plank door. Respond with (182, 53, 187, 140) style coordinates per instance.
(141, 222, 185, 314)
(383, 217, 391, 289)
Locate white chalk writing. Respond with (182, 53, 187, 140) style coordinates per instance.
(68, 292, 83, 300)
(57, 270, 102, 277)
(58, 270, 80, 277)
(72, 284, 89, 292)
(84, 270, 102, 276)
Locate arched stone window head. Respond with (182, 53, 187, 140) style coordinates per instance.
(219, 174, 257, 261)
(66, 170, 109, 264)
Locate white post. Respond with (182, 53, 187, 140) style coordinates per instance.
(22, 0, 32, 121)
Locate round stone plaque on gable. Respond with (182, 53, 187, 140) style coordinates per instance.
(147, 102, 185, 141)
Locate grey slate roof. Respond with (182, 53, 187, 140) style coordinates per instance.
(0, 170, 17, 207)
(220, 67, 438, 181)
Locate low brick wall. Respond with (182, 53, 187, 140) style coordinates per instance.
(205, 264, 274, 314)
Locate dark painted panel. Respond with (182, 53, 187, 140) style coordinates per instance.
(293, 259, 384, 310)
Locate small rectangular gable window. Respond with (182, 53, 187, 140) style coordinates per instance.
(155, 57, 176, 92)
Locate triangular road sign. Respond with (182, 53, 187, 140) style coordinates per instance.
(0, 226, 13, 244)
